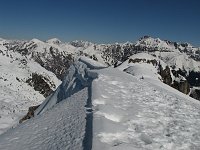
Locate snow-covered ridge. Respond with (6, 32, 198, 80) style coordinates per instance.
(35, 58, 101, 115)
(0, 35, 200, 136)
(0, 58, 200, 149)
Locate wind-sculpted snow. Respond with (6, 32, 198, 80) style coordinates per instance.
(0, 58, 101, 150)
(36, 58, 101, 115)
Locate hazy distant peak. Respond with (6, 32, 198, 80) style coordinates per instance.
(30, 38, 44, 44)
(46, 38, 62, 44)
(70, 40, 93, 48)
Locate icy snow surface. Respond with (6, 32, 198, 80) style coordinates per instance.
(0, 59, 200, 150)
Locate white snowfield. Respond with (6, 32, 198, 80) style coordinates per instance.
(0, 58, 200, 150)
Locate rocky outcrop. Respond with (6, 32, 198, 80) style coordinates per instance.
(190, 89, 200, 101)
(159, 66, 172, 85)
(19, 105, 40, 123)
(128, 58, 146, 63)
(26, 73, 55, 97)
(33, 47, 74, 80)
(128, 58, 158, 66)
(186, 71, 200, 86)
(171, 80, 190, 94)
(159, 66, 190, 94)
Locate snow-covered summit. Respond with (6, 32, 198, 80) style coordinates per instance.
(46, 38, 62, 45)
(136, 36, 176, 51)
(30, 38, 44, 44)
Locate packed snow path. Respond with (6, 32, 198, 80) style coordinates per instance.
(92, 68, 200, 150)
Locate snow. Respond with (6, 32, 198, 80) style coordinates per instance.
(0, 51, 61, 134)
(0, 88, 88, 150)
(0, 58, 200, 149)
(35, 60, 93, 115)
(92, 67, 200, 150)
(135, 37, 174, 51)
(30, 38, 44, 44)
(79, 56, 106, 69)
(0, 35, 200, 150)
(117, 53, 163, 80)
(46, 38, 62, 44)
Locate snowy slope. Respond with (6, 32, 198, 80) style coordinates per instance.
(0, 88, 88, 150)
(0, 40, 61, 134)
(92, 68, 200, 150)
(0, 59, 200, 150)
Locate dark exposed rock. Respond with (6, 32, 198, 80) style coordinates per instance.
(16, 77, 20, 82)
(171, 69, 187, 78)
(16, 48, 28, 55)
(159, 66, 190, 94)
(186, 71, 200, 86)
(33, 50, 74, 80)
(20, 59, 27, 65)
(159, 66, 172, 85)
(128, 58, 146, 63)
(19, 105, 40, 123)
(171, 80, 190, 94)
(26, 73, 54, 97)
(190, 89, 200, 101)
(128, 58, 158, 66)
(147, 59, 158, 66)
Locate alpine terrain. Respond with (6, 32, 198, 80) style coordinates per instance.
(0, 36, 200, 150)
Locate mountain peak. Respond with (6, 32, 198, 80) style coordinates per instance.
(30, 38, 44, 44)
(70, 40, 93, 48)
(46, 38, 62, 44)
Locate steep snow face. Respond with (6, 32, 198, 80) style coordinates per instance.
(35, 61, 89, 115)
(35, 57, 103, 115)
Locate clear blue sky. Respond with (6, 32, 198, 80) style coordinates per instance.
(0, 0, 199, 46)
